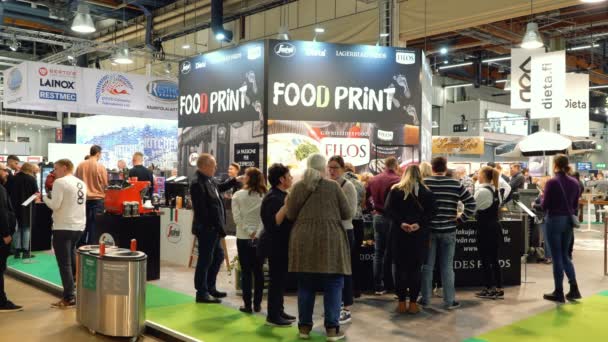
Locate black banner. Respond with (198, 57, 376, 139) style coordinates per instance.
(234, 143, 260, 169)
(178, 41, 265, 127)
(267, 40, 422, 126)
(454, 220, 523, 287)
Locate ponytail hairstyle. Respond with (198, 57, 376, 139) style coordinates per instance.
(553, 154, 571, 174)
(480, 166, 499, 189)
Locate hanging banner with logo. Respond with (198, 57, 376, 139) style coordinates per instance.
(178, 41, 265, 127)
(560, 73, 589, 137)
(2, 62, 178, 119)
(530, 50, 566, 119)
(510, 48, 545, 109)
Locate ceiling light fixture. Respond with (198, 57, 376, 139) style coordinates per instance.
(521, 1, 544, 49)
(379, 33, 390, 38)
(495, 79, 509, 84)
(182, 43, 191, 49)
(71, 3, 96, 33)
(581, 0, 606, 3)
(444, 83, 474, 89)
(438, 61, 473, 70)
(277, 26, 290, 40)
(215, 31, 228, 42)
(483, 56, 511, 63)
(112, 44, 133, 64)
(313, 27, 325, 42)
(8, 36, 20, 52)
(568, 43, 600, 51)
(590, 85, 608, 90)
(439, 47, 448, 55)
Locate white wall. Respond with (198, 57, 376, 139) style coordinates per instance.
(8, 127, 55, 157)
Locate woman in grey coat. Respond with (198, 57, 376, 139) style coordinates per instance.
(287, 154, 354, 341)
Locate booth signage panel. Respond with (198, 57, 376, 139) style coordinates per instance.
(454, 221, 522, 287)
(267, 40, 422, 126)
(560, 73, 589, 137)
(234, 143, 260, 169)
(510, 48, 545, 109)
(3, 62, 177, 119)
(432, 136, 485, 154)
(178, 41, 265, 127)
(530, 50, 566, 119)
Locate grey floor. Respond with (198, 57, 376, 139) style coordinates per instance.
(153, 228, 608, 342)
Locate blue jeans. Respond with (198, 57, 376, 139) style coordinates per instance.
(421, 231, 456, 306)
(12, 223, 31, 251)
(194, 225, 224, 297)
(79, 199, 104, 246)
(373, 214, 390, 291)
(297, 273, 344, 328)
(542, 222, 552, 259)
(545, 215, 577, 293)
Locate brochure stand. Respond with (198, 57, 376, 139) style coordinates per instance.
(516, 200, 536, 284)
(21, 194, 39, 264)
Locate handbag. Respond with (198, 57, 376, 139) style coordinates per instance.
(556, 179, 581, 228)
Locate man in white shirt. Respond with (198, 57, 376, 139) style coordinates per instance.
(42, 159, 87, 309)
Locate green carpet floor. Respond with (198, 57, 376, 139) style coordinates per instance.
(7, 252, 323, 341)
(463, 291, 608, 342)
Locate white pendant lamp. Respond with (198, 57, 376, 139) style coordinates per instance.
(521, 22, 543, 49)
(71, 3, 96, 33)
(112, 44, 133, 65)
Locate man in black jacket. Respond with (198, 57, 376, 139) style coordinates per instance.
(129, 152, 154, 199)
(0, 164, 22, 312)
(8, 163, 39, 259)
(191, 153, 239, 304)
(260, 163, 295, 327)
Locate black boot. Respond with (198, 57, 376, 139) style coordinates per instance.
(543, 290, 565, 303)
(566, 283, 582, 301)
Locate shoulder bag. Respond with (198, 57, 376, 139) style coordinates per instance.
(556, 179, 581, 228)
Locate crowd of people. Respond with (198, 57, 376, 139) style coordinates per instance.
(0, 146, 158, 312)
(189, 152, 583, 341)
(0, 148, 584, 340)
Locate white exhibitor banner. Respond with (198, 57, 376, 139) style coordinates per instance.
(530, 50, 566, 119)
(510, 48, 545, 109)
(2, 61, 178, 119)
(560, 73, 589, 137)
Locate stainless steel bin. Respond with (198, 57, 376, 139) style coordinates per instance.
(76, 246, 147, 339)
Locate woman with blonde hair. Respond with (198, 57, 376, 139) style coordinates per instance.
(419, 162, 433, 179)
(474, 166, 504, 300)
(385, 165, 435, 314)
(287, 154, 353, 341)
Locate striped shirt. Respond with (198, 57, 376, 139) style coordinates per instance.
(424, 175, 476, 233)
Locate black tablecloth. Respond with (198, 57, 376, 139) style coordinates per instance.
(94, 214, 160, 281)
(31, 203, 53, 251)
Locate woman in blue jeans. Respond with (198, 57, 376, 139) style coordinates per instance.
(286, 154, 354, 341)
(541, 155, 582, 303)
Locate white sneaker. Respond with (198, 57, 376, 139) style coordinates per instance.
(339, 309, 352, 324)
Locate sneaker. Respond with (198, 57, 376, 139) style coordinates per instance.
(209, 290, 227, 298)
(417, 298, 430, 308)
(196, 295, 221, 304)
(266, 317, 293, 327)
(298, 325, 312, 339)
(0, 301, 23, 313)
(494, 289, 505, 300)
(339, 309, 352, 324)
(446, 301, 461, 310)
(51, 299, 75, 309)
(13, 252, 21, 259)
(281, 312, 296, 321)
(374, 290, 387, 296)
(434, 287, 443, 298)
(22, 252, 35, 259)
(326, 327, 345, 341)
(475, 289, 494, 299)
(254, 304, 262, 313)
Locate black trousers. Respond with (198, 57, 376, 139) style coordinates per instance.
(352, 219, 364, 296)
(392, 231, 426, 302)
(53, 230, 83, 301)
(477, 222, 503, 289)
(237, 239, 263, 308)
(0, 245, 8, 305)
(267, 251, 288, 320)
(342, 229, 354, 306)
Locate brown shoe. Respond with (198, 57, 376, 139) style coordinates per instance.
(51, 299, 75, 309)
(396, 301, 407, 313)
(326, 327, 345, 341)
(408, 302, 420, 314)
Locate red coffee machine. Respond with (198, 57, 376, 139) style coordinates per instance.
(105, 178, 154, 215)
